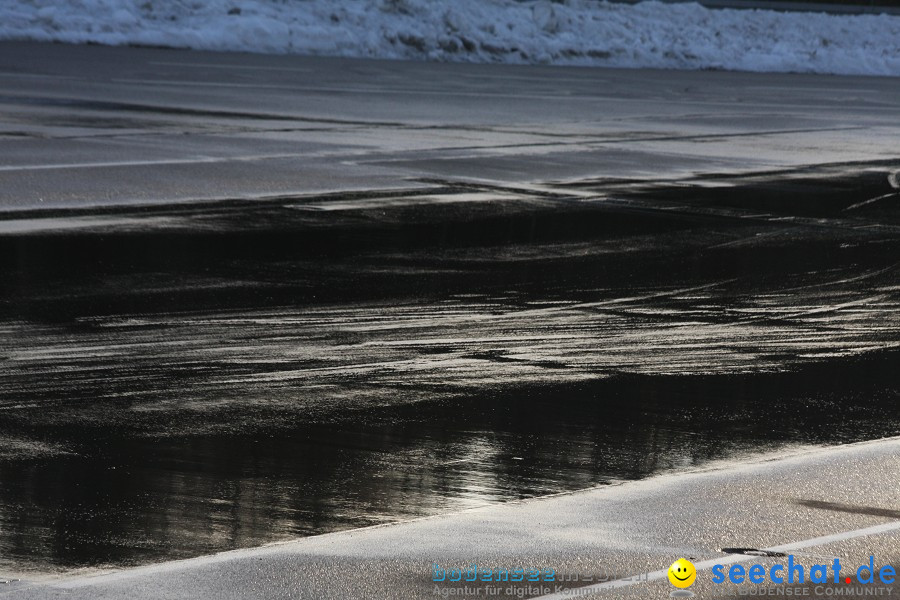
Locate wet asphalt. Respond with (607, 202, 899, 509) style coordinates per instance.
(0, 42, 898, 582)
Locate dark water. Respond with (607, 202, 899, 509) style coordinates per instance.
(1, 165, 899, 573)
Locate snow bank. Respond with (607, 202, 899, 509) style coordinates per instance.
(2, 0, 900, 75)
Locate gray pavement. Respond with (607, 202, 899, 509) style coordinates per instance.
(2, 437, 898, 599)
(1, 41, 899, 213)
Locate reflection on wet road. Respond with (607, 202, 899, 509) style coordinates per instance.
(1, 165, 899, 573)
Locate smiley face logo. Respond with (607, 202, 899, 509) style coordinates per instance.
(668, 558, 696, 588)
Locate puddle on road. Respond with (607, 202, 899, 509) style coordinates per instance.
(0, 164, 898, 574)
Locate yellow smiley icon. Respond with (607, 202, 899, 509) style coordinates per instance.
(668, 558, 697, 588)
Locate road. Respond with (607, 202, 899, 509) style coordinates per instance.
(0, 41, 899, 596)
(618, 0, 900, 16)
(1, 41, 899, 214)
(2, 437, 898, 599)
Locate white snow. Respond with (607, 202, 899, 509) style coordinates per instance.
(2, 0, 900, 76)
